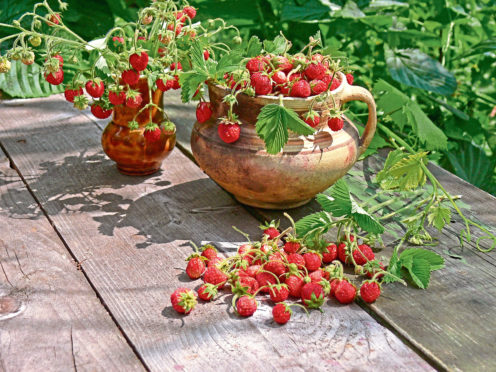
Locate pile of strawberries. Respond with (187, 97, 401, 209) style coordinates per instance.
(171, 220, 385, 324)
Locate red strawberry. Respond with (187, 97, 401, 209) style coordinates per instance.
(112, 36, 124, 45)
(346, 73, 354, 85)
(334, 280, 356, 304)
(303, 252, 321, 272)
(237, 276, 259, 295)
(273, 302, 292, 324)
(360, 281, 381, 303)
(218, 122, 241, 144)
(329, 279, 341, 297)
(207, 257, 222, 267)
(48, 13, 61, 26)
(290, 80, 311, 98)
(256, 272, 277, 293)
(309, 269, 323, 283)
(273, 56, 293, 73)
(352, 244, 375, 265)
(304, 63, 326, 80)
(260, 220, 280, 239)
(85, 80, 105, 98)
(264, 260, 286, 279)
(45, 69, 64, 85)
(269, 284, 289, 303)
(171, 288, 197, 314)
(203, 266, 228, 289)
(322, 243, 338, 264)
(328, 117, 344, 131)
(91, 104, 112, 119)
(183, 6, 197, 19)
(126, 94, 143, 108)
(284, 241, 301, 254)
(272, 71, 287, 85)
(246, 265, 261, 277)
(337, 243, 350, 264)
(172, 75, 180, 90)
(203, 49, 210, 60)
(236, 295, 257, 317)
(196, 102, 213, 123)
(197, 283, 217, 301)
(156, 78, 173, 92)
(170, 62, 182, 71)
(301, 282, 325, 309)
(288, 72, 302, 82)
(122, 69, 140, 86)
(310, 80, 327, 95)
(286, 274, 304, 297)
(109, 90, 126, 106)
(167, 23, 182, 36)
(330, 78, 341, 91)
(246, 56, 267, 73)
(303, 111, 320, 128)
(250, 72, 272, 95)
(311, 53, 324, 63)
(64, 88, 83, 103)
(186, 257, 205, 279)
(201, 245, 218, 260)
(129, 51, 149, 71)
(287, 253, 305, 269)
(365, 262, 386, 279)
(144, 127, 161, 143)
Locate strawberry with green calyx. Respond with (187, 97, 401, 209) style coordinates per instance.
(287, 253, 305, 269)
(334, 278, 356, 304)
(45, 69, 64, 85)
(272, 302, 308, 325)
(185, 253, 206, 280)
(285, 273, 304, 298)
(91, 102, 113, 119)
(196, 101, 212, 123)
(64, 84, 84, 103)
(235, 295, 257, 317)
(21, 50, 35, 65)
(364, 260, 386, 279)
(125, 89, 142, 108)
(171, 287, 197, 314)
(260, 220, 280, 240)
(201, 244, 218, 261)
(73, 94, 89, 110)
(109, 89, 126, 106)
(360, 280, 381, 303)
(303, 251, 322, 272)
(268, 283, 290, 303)
(122, 69, 140, 86)
(352, 244, 375, 265)
(300, 281, 325, 310)
(197, 283, 218, 301)
(129, 49, 149, 72)
(322, 243, 338, 263)
(85, 78, 105, 98)
(231, 274, 259, 296)
(302, 109, 320, 128)
(29, 35, 42, 47)
(161, 120, 176, 135)
(337, 242, 352, 264)
(217, 116, 241, 144)
(281, 213, 302, 254)
(203, 266, 228, 289)
(255, 269, 279, 293)
(144, 123, 161, 143)
(327, 107, 345, 132)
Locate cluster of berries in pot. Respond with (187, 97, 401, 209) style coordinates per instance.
(170, 216, 387, 324)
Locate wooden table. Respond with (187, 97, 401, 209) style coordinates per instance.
(0, 91, 495, 372)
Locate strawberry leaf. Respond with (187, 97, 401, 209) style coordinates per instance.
(245, 35, 263, 57)
(400, 248, 445, 271)
(427, 206, 451, 231)
(179, 71, 209, 103)
(376, 151, 428, 191)
(318, 179, 352, 216)
(216, 51, 244, 75)
(263, 35, 289, 55)
(401, 257, 431, 289)
(295, 211, 332, 238)
(350, 197, 385, 234)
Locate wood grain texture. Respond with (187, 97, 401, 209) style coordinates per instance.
(0, 149, 144, 372)
(0, 94, 432, 371)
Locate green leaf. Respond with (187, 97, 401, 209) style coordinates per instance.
(385, 46, 457, 96)
(400, 248, 445, 271)
(280, 0, 338, 21)
(295, 211, 332, 238)
(427, 206, 451, 231)
(263, 35, 288, 55)
(320, 179, 352, 217)
(0, 60, 64, 98)
(401, 257, 431, 289)
(340, 0, 365, 18)
(190, 40, 208, 73)
(255, 104, 314, 154)
(245, 35, 263, 57)
(376, 151, 428, 191)
(351, 197, 385, 234)
(407, 103, 448, 151)
(216, 51, 244, 75)
(178, 71, 208, 103)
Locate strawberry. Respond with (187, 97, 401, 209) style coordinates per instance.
(360, 281, 381, 303)
(91, 104, 112, 119)
(201, 245, 218, 260)
(196, 101, 213, 123)
(260, 220, 280, 240)
(246, 265, 261, 277)
(122, 69, 140, 86)
(329, 279, 340, 297)
(45, 69, 64, 85)
(48, 13, 61, 26)
(328, 117, 344, 131)
(288, 72, 302, 82)
(183, 6, 197, 19)
(268, 284, 289, 303)
(171, 288, 197, 314)
(207, 256, 222, 267)
(365, 261, 385, 279)
(170, 62, 182, 71)
(218, 121, 241, 143)
(284, 241, 301, 254)
(186, 256, 205, 279)
(272, 302, 292, 324)
(309, 269, 323, 283)
(142, 14, 153, 25)
(203, 49, 210, 60)
(303, 252, 321, 272)
(346, 73, 354, 85)
(109, 90, 126, 106)
(301, 282, 325, 309)
(272, 71, 287, 85)
(352, 244, 375, 265)
(112, 36, 124, 45)
(273, 56, 293, 73)
(330, 78, 341, 91)
(311, 53, 324, 63)
(310, 80, 327, 95)
(167, 23, 182, 36)
(203, 266, 228, 289)
(126, 94, 142, 108)
(322, 243, 337, 264)
(129, 51, 149, 71)
(156, 78, 173, 92)
(246, 56, 267, 73)
(285, 274, 304, 297)
(172, 75, 181, 90)
(64, 87, 83, 103)
(144, 126, 161, 143)
(236, 296, 257, 317)
(250, 72, 272, 95)
(303, 110, 320, 128)
(334, 279, 356, 304)
(197, 283, 217, 301)
(236, 276, 259, 295)
(264, 260, 287, 278)
(85, 80, 105, 98)
(304, 63, 327, 80)
(256, 271, 277, 293)
(287, 253, 305, 269)
(290, 80, 311, 98)
(337, 242, 350, 264)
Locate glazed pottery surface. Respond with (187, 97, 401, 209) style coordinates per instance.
(101, 78, 176, 176)
(191, 72, 377, 209)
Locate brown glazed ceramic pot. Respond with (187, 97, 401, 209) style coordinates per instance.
(191, 72, 377, 209)
(101, 78, 176, 176)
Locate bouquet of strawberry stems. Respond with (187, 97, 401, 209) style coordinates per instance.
(0, 0, 239, 142)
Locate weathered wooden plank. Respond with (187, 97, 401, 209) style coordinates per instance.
(163, 89, 496, 371)
(0, 149, 145, 371)
(0, 95, 432, 371)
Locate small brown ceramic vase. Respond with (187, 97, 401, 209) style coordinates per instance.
(191, 72, 377, 209)
(101, 78, 176, 176)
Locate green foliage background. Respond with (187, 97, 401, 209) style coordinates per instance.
(1, 0, 495, 194)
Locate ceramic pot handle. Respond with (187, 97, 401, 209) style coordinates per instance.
(339, 83, 377, 156)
